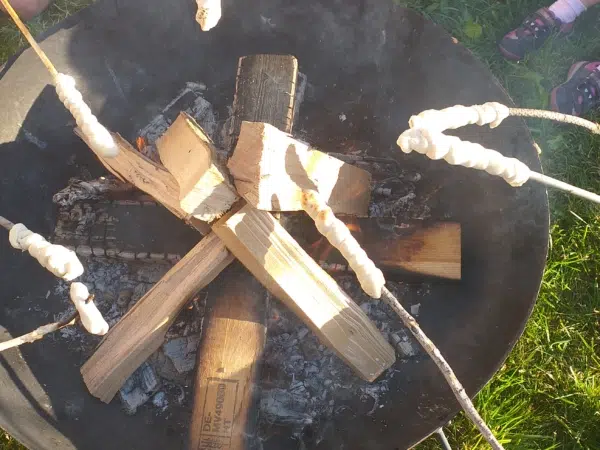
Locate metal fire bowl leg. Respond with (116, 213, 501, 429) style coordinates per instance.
(0, 0, 549, 449)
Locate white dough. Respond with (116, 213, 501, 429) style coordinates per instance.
(9, 223, 84, 281)
(55, 73, 119, 158)
(397, 128, 531, 187)
(196, 0, 221, 31)
(70, 283, 109, 335)
(409, 102, 510, 132)
(301, 190, 385, 299)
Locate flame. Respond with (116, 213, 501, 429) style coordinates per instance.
(346, 222, 360, 233)
(308, 236, 334, 262)
(308, 221, 363, 262)
(135, 136, 147, 152)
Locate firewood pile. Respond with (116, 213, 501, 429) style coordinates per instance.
(2, 53, 469, 447)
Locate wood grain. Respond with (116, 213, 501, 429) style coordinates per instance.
(189, 265, 267, 450)
(229, 55, 298, 143)
(228, 121, 371, 216)
(309, 220, 461, 281)
(80, 233, 234, 402)
(76, 128, 211, 235)
(156, 112, 239, 222)
(374, 222, 461, 280)
(212, 203, 396, 381)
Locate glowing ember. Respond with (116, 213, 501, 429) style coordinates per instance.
(135, 136, 147, 152)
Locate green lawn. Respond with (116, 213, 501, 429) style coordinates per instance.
(2, 0, 600, 449)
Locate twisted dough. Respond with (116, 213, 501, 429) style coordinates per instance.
(70, 283, 109, 335)
(55, 73, 119, 158)
(397, 128, 530, 187)
(196, 0, 221, 31)
(9, 223, 84, 281)
(301, 190, 385, 299)
(409, 102, 510, 132)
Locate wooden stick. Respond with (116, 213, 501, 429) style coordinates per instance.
(0, 215, 14, 231)
(81, 233, 233, 402)
(0, 0, 58, 78)
(0, 311, 78, 352)
(528, 171, 600, 205)
(212, 203, 396, 381)
(189, 265, 267, 450)
(509, 107, 600, 135)
(380, 287, 503, 450)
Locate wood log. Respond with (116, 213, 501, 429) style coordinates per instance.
(212, 203, 396, 381)
(189, 54, 298, 450)
(307, 219, 461, 281)
(156, 112, 239, 222)
(76, 128, 211, 235)
(229, 54, 298, 143)
(189, 265, 266, 450)
(80, 233, 233, 402)
(367, 222, 461, 280)
(228, 121, 371, 216)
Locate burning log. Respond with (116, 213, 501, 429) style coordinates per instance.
(76, 129, 211, 235)
(228, 121, 371, 216)
(53, 177, 135, 207)
(212, 203, 396, 381)
(156, 112, 239, 222)
(308, 219, 461, 281)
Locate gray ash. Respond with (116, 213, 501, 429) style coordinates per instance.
(53, 257, 204, 412)
(370, 171, 431, 220)
(256, 278, 422, 439)
(54, 252, 424, 432)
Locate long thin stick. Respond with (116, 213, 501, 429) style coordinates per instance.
(0, 0, 58, 78)
(380, 287, 504, 450)
(435, 428, 452, 450)
(509, 108, 600, 135)
(0, 310, 78, 352)
(0, 216, 14, 231)
(529, 171, 600, 204)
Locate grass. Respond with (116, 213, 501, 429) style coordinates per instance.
(2, 0, 600, 449)
(399, 0, 600, 448)
(0, 0, 91, 62)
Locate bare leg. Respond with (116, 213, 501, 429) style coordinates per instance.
(581, 0, 600, 7)
(0, 0, 51, 20)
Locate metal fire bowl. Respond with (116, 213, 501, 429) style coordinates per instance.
(0, 0, 549, 448)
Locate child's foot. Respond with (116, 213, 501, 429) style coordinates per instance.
(498, 8, 573, 61)
(551, 61, 600, 115)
